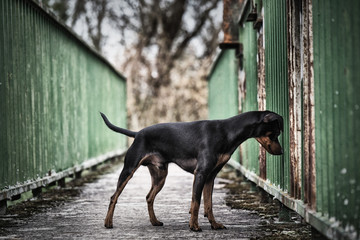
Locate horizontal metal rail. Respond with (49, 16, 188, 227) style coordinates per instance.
(0, 149, 126, 202)
(228, 159, 358, 240)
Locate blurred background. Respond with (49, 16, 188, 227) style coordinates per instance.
(42, 0, 224, 130)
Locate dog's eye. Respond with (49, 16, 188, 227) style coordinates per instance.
(269, 133, 277, 140)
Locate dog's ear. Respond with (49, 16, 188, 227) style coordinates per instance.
(263, 113, 278, 123)
(263, 112, 284, 132)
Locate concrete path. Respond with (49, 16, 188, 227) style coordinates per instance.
(0, 161, 310, 239)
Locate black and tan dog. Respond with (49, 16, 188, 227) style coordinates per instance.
(101, 111, 283, 231)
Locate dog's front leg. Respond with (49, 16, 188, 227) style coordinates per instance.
(189, 169, 209, 232)
(203, 160, 228, 230)
(203, 177, 226, 230)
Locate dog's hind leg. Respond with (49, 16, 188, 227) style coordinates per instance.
(104, 145, 144, 228)
(146, 162, 168, 226)
(104, 166, 138, 228)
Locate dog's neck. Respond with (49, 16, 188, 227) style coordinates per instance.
(224, 111, 265, 147)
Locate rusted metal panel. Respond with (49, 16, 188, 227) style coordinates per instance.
(287, 0, 316, 205)
(256, 8, 266, 180)
(0, 0, 127, 191)
(287, 0, 303, 200)
(221, 0, 243, 45)
(300, 0, 316, 209)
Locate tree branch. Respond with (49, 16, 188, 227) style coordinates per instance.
(171, 0, 220, 61)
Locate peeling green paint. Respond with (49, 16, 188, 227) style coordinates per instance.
(0, 0, 127, 190)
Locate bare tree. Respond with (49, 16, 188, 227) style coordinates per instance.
(117, 0, 221, 92)
(114, 0, 222, 128)
(72, 0, 109, 52)
(44, 0, 222, 128)
(43, 0, 70, 22)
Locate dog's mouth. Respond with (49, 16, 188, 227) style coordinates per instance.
(256, 137, 283, 155)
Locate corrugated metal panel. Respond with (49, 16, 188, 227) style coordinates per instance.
(0, 0, 127, 190)
(264, 0, 290, 191)
(313, 0, 360, 234)
(208, 49, 239, 161)
(208, 50, 239, 120)
(239, 22, 260, 174)
(216, 0, 360, 238)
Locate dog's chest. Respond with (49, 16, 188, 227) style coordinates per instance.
(172, 158, 197, 174)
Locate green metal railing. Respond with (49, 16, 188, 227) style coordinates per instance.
(208, 49, 239, 161)
(239, 22, 259, 174)
(264, 0, 290, 191)
(209, 0, 360, 238)
(313, 0, 360, 233)
(0, 0, 127, 193)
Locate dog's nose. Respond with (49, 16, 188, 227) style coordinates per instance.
(274, 147, 283, 155)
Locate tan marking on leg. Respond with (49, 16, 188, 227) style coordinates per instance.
(189, 169, 202, 231)
(146, 164, 167, 226)
(203, 180, 213, 218)
(203, 178, 226, 230)
(215, 154, 231, 168)
(104, 154, 156, 228)
(202, 154, 230, 230)
(104, 171, 134, 228)
(189, 201, 201, 231)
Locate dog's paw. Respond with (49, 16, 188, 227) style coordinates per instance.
(104, 223, 113, 229)
(151, 220, 164, 226)
(104, 219, 113, 229)
(189, 223, 202, 232)
(211, 222, 226, 230)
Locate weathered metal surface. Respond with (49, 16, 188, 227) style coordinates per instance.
(313, 0, 360, 236)
(0, 0, 127, 192)
(300, 0, 316, 209)
(255, 5, 266, 180)
(222, 0, 243, 44)
(233, 162, 356, 240)
(264, 0, 290, 192)
(0, 150, 125, 201)
(213, 0, 359, 238)
(286, 0, 316, 206)
(208, 49, 240, 161)
(287, 0, 302, 200)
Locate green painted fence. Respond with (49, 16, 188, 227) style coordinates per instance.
(313, 0, 360, 235)
(236, 0, 290, 189)
(208, 49, 239, 161)
(238, 21, 259, 174)
(263, 0, 290, 192)
(0, 0, 127, 193)
(209, 0, 360, 238)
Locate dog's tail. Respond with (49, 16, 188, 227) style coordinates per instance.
(100, 112, 137, 138)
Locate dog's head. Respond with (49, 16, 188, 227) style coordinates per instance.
(255, 112, 284, 155)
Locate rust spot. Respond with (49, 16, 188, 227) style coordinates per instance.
(221, 0, 244, 46)
(222, 0, 235, 43)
